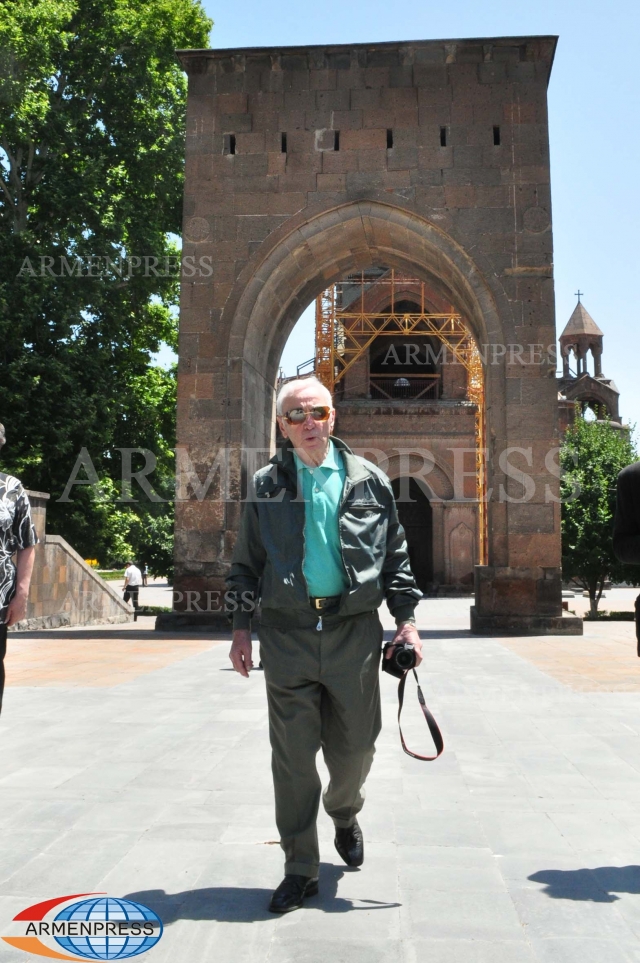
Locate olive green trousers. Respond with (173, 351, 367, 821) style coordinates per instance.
(258, 611, 383, 878)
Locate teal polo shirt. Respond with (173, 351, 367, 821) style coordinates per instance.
(294, 441, 349, 598)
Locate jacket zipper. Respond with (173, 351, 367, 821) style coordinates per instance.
(298, 477, 323, 630)
(303, 529, 322, 630)
(280, 469, 312, 614)
(295, 472, 312, 607)
(337, 478, 354, 602)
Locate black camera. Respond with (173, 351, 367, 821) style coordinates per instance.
(382, 640, 417, 679)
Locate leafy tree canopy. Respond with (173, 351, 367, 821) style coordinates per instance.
(560, 416, 639, 616)
(0, 0, 212, 572)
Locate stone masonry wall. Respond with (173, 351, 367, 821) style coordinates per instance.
(10, 492, 132, 631)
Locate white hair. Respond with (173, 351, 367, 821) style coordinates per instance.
(276, 376, 333, 415)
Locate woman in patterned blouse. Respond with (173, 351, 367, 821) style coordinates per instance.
(0, 422, 38, 713)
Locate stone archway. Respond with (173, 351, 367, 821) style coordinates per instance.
(225, 200, 504, 454)
(175, 198, 567, 633)
(172, 37, 581, 635)
(224, 200, 501, 586)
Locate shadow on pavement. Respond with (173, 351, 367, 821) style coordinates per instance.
(529, 866, 640, 902)
(418, 630, 473, 639)
(381, 629, 472, 641)
(8, 628, 230, 641)
(8, 626, 470, 644)
(125, 863, 401, 923)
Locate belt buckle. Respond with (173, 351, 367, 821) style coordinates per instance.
(313, 597, 326, 610)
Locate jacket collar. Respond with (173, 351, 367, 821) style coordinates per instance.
(272, 435, 371, 485)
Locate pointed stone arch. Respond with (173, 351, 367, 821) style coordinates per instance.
(222, 199, 505, 451)
(383, 448, 454, 502)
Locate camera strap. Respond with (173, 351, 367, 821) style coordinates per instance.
(396, 668, 444, 761)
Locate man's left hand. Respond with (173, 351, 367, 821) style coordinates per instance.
(6, 594, 27, 627)
(386, 622, 422, 667)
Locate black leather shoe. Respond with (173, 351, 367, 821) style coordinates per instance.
(335, 819, 364, 867)
(268, 874, 319, 913)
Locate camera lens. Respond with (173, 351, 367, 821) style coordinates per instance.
(395, 646, 415, 669)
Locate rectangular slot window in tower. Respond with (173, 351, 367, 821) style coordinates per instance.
(223, 133, 236, 155)
(281, 132, 287, 153)
(334, 130, 340, 151)
(493, 125, 501, 146)
(387, 128, 393, 149)
(439, 126, 447, 147)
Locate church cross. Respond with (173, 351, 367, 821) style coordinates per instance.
(575, 290, 583, 302)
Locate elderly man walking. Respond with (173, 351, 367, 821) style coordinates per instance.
(227, 377, 422, 912)
(0, 422, 38, 713)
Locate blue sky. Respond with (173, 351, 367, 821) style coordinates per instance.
(191, 0, 640, 431)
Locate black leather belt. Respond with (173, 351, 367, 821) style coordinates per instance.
(310, 596, 341, 611)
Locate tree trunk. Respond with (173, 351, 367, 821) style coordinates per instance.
(588, 579, 604, 618)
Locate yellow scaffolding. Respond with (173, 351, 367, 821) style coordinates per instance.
(466, 338, 488, 567)
(314, 271, 488, 564)
(314, 286, 336, 390)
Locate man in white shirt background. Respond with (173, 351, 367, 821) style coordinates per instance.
(123, 560, 142, 616)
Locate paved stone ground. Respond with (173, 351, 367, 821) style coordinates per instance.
(3, 601, 640, 962)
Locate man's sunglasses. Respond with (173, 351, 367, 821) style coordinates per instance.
(282, 405, 331, 425)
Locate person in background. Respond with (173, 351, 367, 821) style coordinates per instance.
(123, 560, 142, 615)
(613, 461, 640, 654)
(0, 421, 38, 713)
(142, 563, 149, 587)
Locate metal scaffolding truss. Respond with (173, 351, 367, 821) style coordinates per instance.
(314, 271, 488, 564)
(314, 286, 336, 391)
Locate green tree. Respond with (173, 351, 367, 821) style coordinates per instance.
(560, 416, 638, 617)
(0, 0, 211, 562)
(129, 509, 175, 579)
(61, 476, 135, 566)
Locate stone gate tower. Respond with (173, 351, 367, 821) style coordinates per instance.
(171, 35, 582, 635)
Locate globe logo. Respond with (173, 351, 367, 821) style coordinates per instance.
(52, 897, 163, 960)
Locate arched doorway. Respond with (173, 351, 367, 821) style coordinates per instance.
(173, 196, 571, 634)
(228, 201, 500, 452)
(391, 478, 432, 594)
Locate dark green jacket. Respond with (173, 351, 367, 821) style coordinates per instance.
(226, 436, 421, 629)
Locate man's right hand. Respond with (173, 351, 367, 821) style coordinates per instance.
(229, 629, 253, 677)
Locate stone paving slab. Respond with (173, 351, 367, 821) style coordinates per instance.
(2, 600, 640, 962)
(4, 619, 222, 686)
(502, 622, 640, 692)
